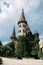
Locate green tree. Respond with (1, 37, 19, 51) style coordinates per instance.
(0, 41, 2, 46)
(30, 42, 39, 58)
(0, 58, 3, 64)
(26, 32, 34, 41)
(38, 48, 42, 58)
(0, 46, 3, 56)
(5, 42, 15, 57)
(15, 37, 29, 59)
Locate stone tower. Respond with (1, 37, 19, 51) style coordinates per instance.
(18, 9, 31, 37)
(34, 31, 39, 42)
(10, 26, 16, 41)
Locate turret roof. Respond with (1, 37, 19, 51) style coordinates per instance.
(10, 26, 16, 39)
(18, 9, 27, 24)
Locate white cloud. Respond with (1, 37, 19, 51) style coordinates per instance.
(39, 35, 43, 39)
(0, 29, 5, 37)
(0, 4, 15, 21)
(2, 41, 9, 45)
(2, 41, 12, 45)
(13, 0, 40, 13)
(0, 0, 43, 42)
(0, 0, 40, 22)
(0, 28, 8, 37)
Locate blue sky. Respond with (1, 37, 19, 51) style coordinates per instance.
(0, 0, 43, 43)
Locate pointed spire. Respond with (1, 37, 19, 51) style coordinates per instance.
(10, 26, 16, 40)
(18, 9, 27, 24)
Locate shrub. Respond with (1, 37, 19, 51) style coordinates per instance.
(0, 58, 3, 64)
(15, 37, 29, 58)
(38, 48, 42, 58)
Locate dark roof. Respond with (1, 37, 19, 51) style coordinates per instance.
(10, 26, 16, 39)
(18, 9, 27, 24)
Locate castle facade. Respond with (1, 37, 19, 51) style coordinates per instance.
(10, 9, 39, 45)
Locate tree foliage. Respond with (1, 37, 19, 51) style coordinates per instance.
(0, 41, 15, 57)
(5, 42, 15, 57)
(38, 48, 42, 58)
(0, 41, 2, 46)
(0, 33, 39, 59)
(15, 37, 31, 58)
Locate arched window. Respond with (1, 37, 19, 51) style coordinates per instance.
(23, 24, 26, 28)
(19, 25, 21, 28)
(23, 30, 25, 33)
(18, 30, 21, 32)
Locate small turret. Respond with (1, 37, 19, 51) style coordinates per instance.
(34, 31, 39, 42)
(10, 26, 16, 41)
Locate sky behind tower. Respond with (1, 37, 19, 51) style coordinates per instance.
(0, 0, 43, 43)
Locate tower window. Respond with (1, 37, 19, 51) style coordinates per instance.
(19, 25, 21, 28)
(23, 30, 26, 33)
(18, 30, 21, 32)
(23, 25, 26, 28)
(23, 35, 24, 37)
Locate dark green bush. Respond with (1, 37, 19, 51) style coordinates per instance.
(0, 58, 3, 64)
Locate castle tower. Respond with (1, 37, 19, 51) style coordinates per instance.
(10, 26, 16, 41)
(18, 9, 31, 37)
